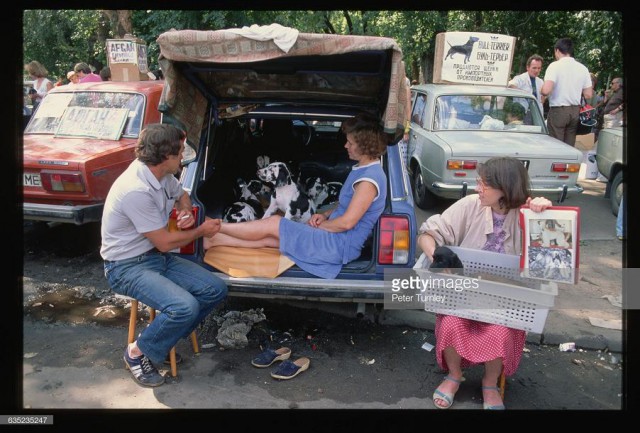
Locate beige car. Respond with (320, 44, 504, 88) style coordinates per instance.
(407, 84, 585, 209)
(595, 126, 624, 215)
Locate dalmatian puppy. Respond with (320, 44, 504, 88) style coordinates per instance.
(257, 162, 316, 223)
(247, 179, 272, 209)
(304, 177, 342, 208)
(541, 219, 569, 248)
(223, 178, 264, 223)
(256, 155, 271, 169)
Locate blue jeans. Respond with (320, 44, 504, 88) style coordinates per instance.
(104, 250, 228, 364)
(616, 196, 625, 238)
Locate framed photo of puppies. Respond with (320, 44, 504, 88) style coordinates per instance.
(519, 206, 580, 284)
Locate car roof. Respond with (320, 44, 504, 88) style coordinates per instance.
(412, 83, 535, 98)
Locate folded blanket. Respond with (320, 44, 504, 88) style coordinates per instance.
(204, 245, 295, 278)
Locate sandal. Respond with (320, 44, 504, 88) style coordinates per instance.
(251, 347, 291, 368)
(432, 375, 464, 409)
(270, 357, 310, 380)
(482, 386, 506, 410)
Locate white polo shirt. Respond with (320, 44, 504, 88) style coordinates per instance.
(100, 159, 184, 261)
(544, 57, 591, 107)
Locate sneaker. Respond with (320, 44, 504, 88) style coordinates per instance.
(123, 347, 165, 387)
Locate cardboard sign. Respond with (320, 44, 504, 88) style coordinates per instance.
(55, 107, 129, 140)
(107, 37, 149, 81)
(107, 40, 137, 64)
(433, 32, 516, 86)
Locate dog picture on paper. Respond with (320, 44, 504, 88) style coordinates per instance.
(519, 206, 580, 284)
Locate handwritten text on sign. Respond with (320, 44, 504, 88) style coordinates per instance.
(107, 40, 137, 64)
(440, 32, 515, 86)
(55, 107, 129, 140)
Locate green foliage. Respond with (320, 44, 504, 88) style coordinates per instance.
(23, 9, 623, 89)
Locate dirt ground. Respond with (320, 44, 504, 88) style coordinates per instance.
(17, 220, 628, 415)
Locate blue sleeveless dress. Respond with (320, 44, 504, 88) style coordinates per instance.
(279, 161, 387, 278)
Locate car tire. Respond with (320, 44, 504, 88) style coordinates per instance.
(610, 171, 623, 216)
(412, 167, 438, 210)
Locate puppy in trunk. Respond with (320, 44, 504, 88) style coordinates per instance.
(257, 161, 316, 223)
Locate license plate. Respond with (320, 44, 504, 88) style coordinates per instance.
(23, 173, 41, 187)
(520, 160, 530, 169)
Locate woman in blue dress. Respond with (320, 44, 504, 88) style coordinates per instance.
(203, 112, 388, 279)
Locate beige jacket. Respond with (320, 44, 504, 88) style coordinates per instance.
(418, 194, 522, 255)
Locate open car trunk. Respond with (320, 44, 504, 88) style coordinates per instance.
(155, 27, 417, 301)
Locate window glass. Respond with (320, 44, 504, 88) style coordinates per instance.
(25, 92, 145, 138)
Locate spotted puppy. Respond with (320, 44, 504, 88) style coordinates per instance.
(257, 162, 316, 223)
(304, 177, 342, 209)
(223, 178, 264, 223)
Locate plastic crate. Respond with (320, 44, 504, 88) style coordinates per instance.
(413, 246, 557, 333)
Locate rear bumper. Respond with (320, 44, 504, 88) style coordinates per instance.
(431, 182, 583, 202)
(214, 273, 386, 303)
(23, 202, 103, 225)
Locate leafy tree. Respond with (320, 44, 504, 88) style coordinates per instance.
(23, 9, 622, 93)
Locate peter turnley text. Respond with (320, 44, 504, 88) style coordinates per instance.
(391, 275, 480, 292)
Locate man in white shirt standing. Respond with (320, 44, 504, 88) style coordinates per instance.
(540, 38, 593, 146)
(508, 54, 545, 117)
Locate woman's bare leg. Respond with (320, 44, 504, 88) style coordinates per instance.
(481, 358, 504, 407)
(204, 232, 279, 249)
(203, 215, 282, 249)
(433, 346, 463, 408)
(219, 215, 282, 240)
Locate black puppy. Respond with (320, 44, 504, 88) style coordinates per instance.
(444, 36, 480, 64)
(429, 246, 464, 275)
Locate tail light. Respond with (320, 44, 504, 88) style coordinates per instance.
(40, 171, 85, 192)
(551, 163, 581, 173)
(168, 207, 199, 255)
(377, 215, 410, 265)
(447, 160, 477, 170)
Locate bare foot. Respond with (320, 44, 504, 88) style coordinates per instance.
(203, 235, 215, 250)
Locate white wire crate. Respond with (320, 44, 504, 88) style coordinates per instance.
(414, 246, 557, 333)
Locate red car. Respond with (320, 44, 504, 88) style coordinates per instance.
(23, 80, 164, 225)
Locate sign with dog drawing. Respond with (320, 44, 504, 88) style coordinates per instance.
(519, 206, 580, 284)
(433, 32, 516, 86)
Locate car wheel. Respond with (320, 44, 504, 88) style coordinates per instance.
(610, 171, 623, 216)
(412, 167, 438, 210)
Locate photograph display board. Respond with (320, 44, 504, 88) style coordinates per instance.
(519, 206, 580, 284)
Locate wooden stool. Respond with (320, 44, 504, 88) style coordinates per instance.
(120, 295, 200, 377)
(499, 370, 506, 400)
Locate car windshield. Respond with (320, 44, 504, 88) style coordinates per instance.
(25, 91, 145, 139)
(433, 94, 545, 132)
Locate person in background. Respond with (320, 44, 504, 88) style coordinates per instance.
(508, 54, 545, 116)
(602, 78, 624, 123)
(101, 124, 228, 387)
(74, 62, 102, 83)
(417, 156, 552, 410)
(504, 102, 525, 128)
(24, 60, 53, 106)
(66, 71, 79, 85)
(100, 66, 112, 81)
(540, 38, 593, 146)
(616, 197, 625, 241)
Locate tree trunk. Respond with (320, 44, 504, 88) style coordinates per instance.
(101, 10, 133, 38)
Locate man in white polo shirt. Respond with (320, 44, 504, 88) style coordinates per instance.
(101, 124, 228, 387)
(540, 38, 593, 146)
